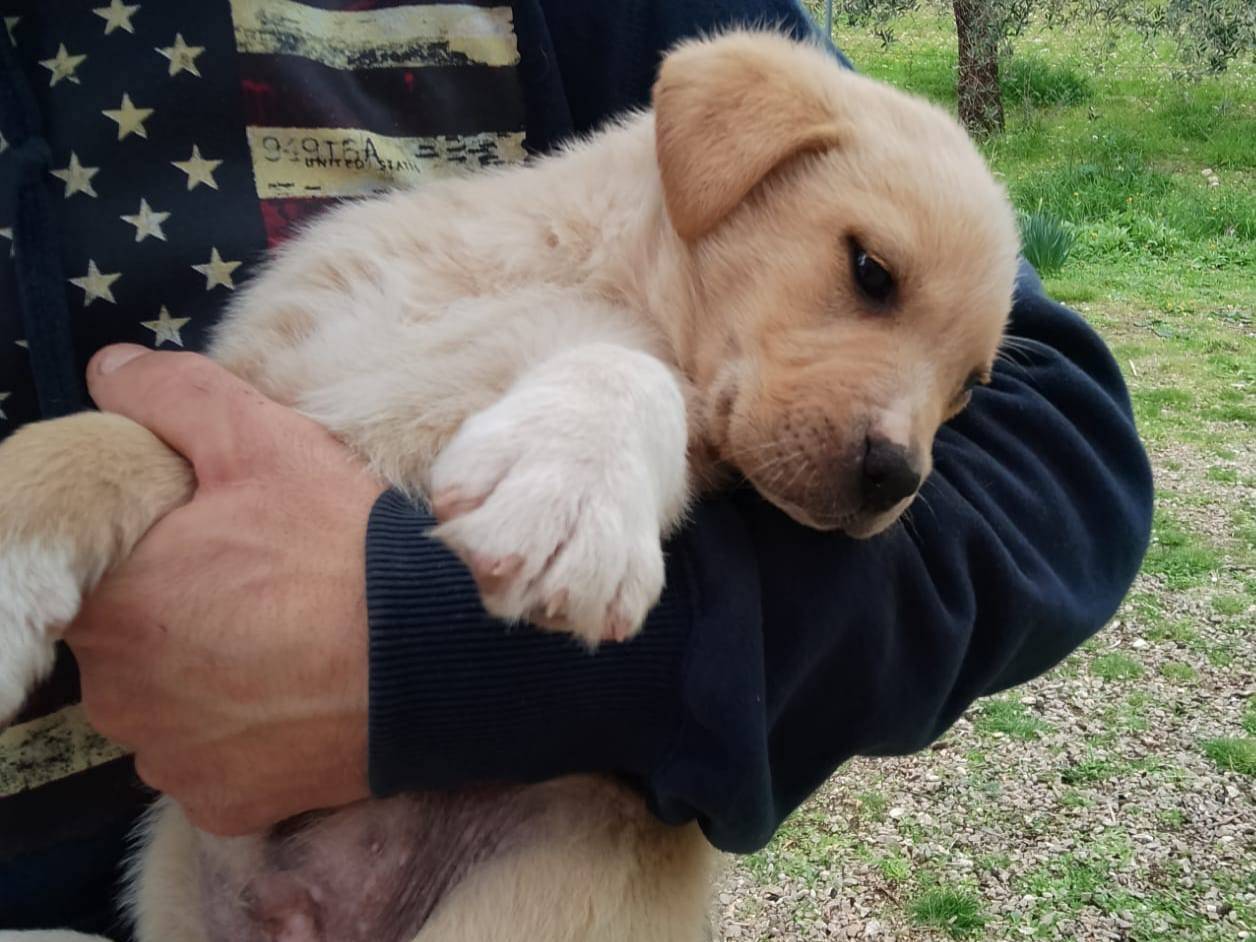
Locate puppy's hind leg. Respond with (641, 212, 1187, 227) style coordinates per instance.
(0, 412, 194, 722)
(123, 798, 213, 942)
(415, 778, 717, 942)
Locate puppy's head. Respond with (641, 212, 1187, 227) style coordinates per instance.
(654, 32, 1020, 537)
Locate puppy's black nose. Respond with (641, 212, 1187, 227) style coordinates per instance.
(861, 437, 921, 514)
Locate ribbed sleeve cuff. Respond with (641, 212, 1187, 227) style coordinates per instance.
(365, 489, 694, 796)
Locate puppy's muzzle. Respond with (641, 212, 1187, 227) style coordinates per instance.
(742, 422, 924, 535)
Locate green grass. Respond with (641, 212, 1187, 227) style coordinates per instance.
(1157, 808, 1187, 830)
(1090, 652, 1145, 682)
(975, 852, 1012, 873)
(855, 790, 889, 821)
(1059, 788, 1092, 809)
(837, 19, 1256, 280)
(1142, 513, 1224, 590)
(1159, 661, 1198, 684)
(1233, 505, 1256, 553)
(1061, 755, 1120, 785)
(1121, 691, 1152, 731)
(1125, 590, 1164, 623)
(1205, 465, 1240, 484)
(1000, 55, 1092, 108)
(741, 807, 855, 885)
(1204, 643, 1236, 668)
(877, 854, 912, 883)
(910, 887, 986, 938)
(1201, 738, 1256, 776)
(1022, 846, 1125, 913)
(1244, 697, 1256, 736)
(1018, 830, 1222, 940)
(1212, 593, 1248, 616)
(1018, 206, 1075, 273)
(973, 697, 1052, 740)
(1144, 618, 1200, 646)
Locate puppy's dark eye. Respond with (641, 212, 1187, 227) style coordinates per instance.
(851, 244, 893, 303)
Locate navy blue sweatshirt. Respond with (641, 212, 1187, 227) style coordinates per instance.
(0, 0, 1150, 934)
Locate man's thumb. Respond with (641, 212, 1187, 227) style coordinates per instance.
(86, 344, 281, 477)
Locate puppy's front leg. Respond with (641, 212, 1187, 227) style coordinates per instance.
(0, 413, 193, 722)
(429, 343, 689, 645)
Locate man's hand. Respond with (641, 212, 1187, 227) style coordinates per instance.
(65, 344, 385, 836)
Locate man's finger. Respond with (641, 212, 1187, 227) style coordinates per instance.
(86, 344, 287, 479)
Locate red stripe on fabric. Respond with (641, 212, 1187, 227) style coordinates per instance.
(260, 197, 343, 247)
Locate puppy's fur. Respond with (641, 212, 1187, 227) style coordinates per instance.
(0, 32, 1018, 942)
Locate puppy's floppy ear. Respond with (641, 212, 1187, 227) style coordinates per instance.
(653, 32, 844, 241)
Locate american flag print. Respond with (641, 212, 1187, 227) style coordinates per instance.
(0, 0, 528, 853)
(230, 0, 527, 243)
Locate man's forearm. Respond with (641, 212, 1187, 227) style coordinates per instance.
(366, 490, 694, 795)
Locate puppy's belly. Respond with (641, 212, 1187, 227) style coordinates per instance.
(197, 785, 544, 942)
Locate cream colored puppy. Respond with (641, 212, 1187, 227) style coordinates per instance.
(0, 32, 1018, 942)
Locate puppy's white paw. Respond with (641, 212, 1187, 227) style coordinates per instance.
(430, 406, 667, 646)
(0, 541, 82, 724)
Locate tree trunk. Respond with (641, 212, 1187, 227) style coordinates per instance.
(953, 0, 1005, 136)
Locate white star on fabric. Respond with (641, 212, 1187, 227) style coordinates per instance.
(192, 247, 242, 291)
(69, 260, 122, 305)
(39, 44, 87, 86)
(0, 132, 8, 155)
(172, 145, 222, 190)
(121, 198, 170, 242)
(103, 93, 154, 141)
(14, 340, 28, 350)
(93, 0, 140, 35)
(0, 226, 13, 258)
(50, 152, 100, 199)
(156, 33, 204, 77)
(142, 306, 190, 347)
(4, 17, 19, 45)
(0, 392, 10, 421)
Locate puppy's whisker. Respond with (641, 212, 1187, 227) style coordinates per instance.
(731, 439, 783, 455)
(798, 466, 819, 509)
(995, 349, 1029, 370)
(725, 440, 791, 463)
(763, 460, 799, 497)
(777, 455, 811, 499)
(996, 335, 1037, 362)
(997, 335, 1037, 365)
(913, 490, 938, 524)
(745, 447, 807, 479)
(993, 349, 1045, 393)
(743, 451, 794, 473)
(755, 450, 805, 473)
